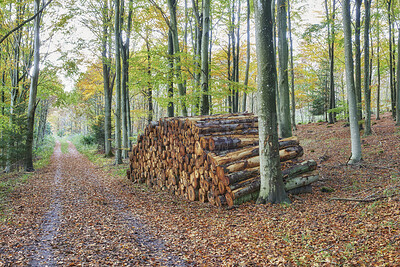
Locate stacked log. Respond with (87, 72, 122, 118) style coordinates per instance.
(127, 113, 318, 207)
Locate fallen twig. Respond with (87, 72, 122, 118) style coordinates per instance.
(330, 193, 399, 202)
(361, 163, 400, 175)
(316, 245, 334, 254)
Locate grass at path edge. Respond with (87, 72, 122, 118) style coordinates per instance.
(70, 135, 128, 179)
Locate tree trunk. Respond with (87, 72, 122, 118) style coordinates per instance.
(325, 0, 336, 124)
(254, 0, 290, 204)
(391, 7, 396, 120)
(376, 7, 381, 120)
(288, 0, 296, 130)
(208, 14, 213, 114)
(277, 0, 292, 138)
(343, 0, 362, 164)
(396, 27, 400, 126)
(25, 0, 41, 172)
(167, 30, 174, 117)
(121, 0, 133, 158)
(284, 171, 319, 191)
(242, 0, 251, 112)
(227, 28, 232, 113)
(388, 0, 395, 119)
(114, 0, 123, 164)
(200, 0, 210, 115)
(191, 0, 202, 114)
(235, 0, 241, 113)
(168, 0, 188, 116)
(355, 0, 362, 122)
(146, 40, 153, 123)
(272, 0, 280, 122)
(102, 0, 113, 157)
(363, 0, 372, 135)
(121, 47, 128, 157)
(231, 0, 238, 113)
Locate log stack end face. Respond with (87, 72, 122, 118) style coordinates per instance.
(127, 113, 319, 207)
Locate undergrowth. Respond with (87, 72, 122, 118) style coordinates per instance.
(0, 135, 55, 220)
(71, 134, 128, 179)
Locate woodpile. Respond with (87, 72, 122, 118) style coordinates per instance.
(127, 113, 318, 207)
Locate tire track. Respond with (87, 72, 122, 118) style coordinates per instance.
(28, 141, 189, 265)
(30, 142, 63, 266)
(66, 143, 189, 266)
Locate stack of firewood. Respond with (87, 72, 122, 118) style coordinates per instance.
(127, 113, 318, 207)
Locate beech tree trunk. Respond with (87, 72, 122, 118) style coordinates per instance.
(388, 0, 395, 119)
(168, 0, 188, 116)
(284, 172, 319, 191)
(343, 0, 362, 164)
(363, 0, 372, 135)
(355, 0, 362, 122)
(146, 40, 153, 123)
(242, 0, 251, 112)
(288, 0, 296, 130)
(235, 0, 241, 113)
(200, 0, 210, 115)
(167, 30, 174, 117)
(277, 0, 292, 138)
(396, 27, 400, 126)
(25, 0, 41, 172)
(121, 0, 133, 158)
(114, 0, 123, 164)
(254, 0, 290, 204)
(191, 0, 202, 114)
(102, 0, 113, 157)
(325, 0, 336, 124)
(376, 7, 381, 120)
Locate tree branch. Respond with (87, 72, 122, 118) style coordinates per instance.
(330, 193, 398, 202)
(0, 0, 54, 44)
(148, 0, 170, 29)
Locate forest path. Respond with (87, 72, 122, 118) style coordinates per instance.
(2, 115, 399, 266)
(1, 141, 188, 266)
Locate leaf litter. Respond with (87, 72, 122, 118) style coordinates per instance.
(0, 113, 399, 265)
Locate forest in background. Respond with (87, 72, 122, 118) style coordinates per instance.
(1, 0, 400, 172)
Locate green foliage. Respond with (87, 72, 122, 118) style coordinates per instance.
(0, 107, 28, 171)
(320, 186, 335, 193)
(71, 134, 98, 155)
(57, 129, 66, 137)
(71, 134, 128, 179)
(71, 134, 105, 165)
(33, 135, 55, 169)
(0, 135, 54, 220)
(310, 94, 326, 116)
(91, 116, 105, 149)
(81, 135, 96, 146)
(61, 141, 69, 154)
(72, 116, 105, 150)
(328, 100, 349, 120)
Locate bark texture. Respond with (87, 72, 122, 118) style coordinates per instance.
(277, 0, 292, 138)
(342, 0, 362, 164)
(254, 0, 290, 204)
(25, 0, 41, 172)
(114, 0, 123, 164)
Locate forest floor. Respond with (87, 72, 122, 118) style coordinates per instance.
(0, 113, 399, 266)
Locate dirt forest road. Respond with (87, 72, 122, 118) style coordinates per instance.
(0, 142, 188, 266)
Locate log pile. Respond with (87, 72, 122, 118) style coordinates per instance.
(127, 113, 318, 207)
